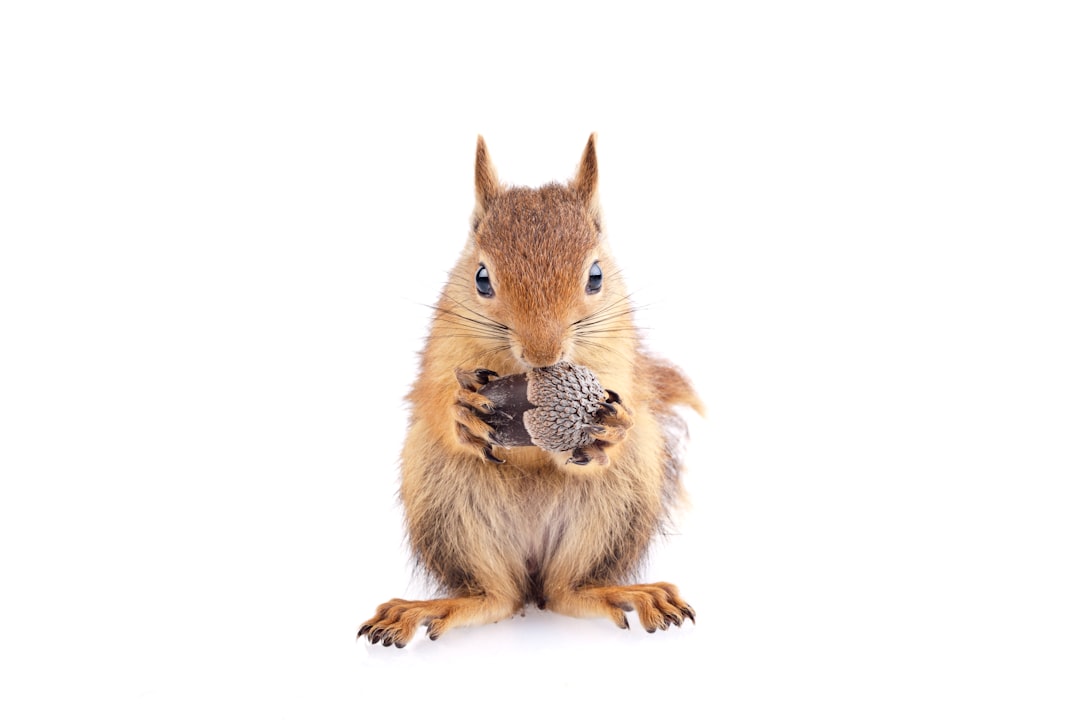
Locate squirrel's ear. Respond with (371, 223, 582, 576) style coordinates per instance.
(574, 132, 600, 215)
(474, 135, 500, 216)
(572, 133, 600, 209)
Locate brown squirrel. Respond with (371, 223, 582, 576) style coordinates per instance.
(359, 135, 703, 647)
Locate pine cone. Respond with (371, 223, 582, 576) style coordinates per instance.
(479, 361, 608, 452)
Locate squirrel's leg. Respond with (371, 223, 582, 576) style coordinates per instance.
(358, 593, 521, 647)
(542, 582, 694, 632)
(538, 461, 694, 631)
(569, 389, 635, 466)
(363, 438, 526, 647)
(454, 367, 504, 463)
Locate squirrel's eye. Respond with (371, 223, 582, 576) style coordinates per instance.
(476, 264, 494, 298)
(586, 261, 603, 294)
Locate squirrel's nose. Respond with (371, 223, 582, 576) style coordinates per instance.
(517, 333, 565, 369)
(520, 349, 563, 368)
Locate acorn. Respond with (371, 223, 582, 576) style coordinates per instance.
(479, 361, 609, 452)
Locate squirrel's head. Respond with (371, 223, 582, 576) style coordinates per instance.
(440, 134, 635, 372)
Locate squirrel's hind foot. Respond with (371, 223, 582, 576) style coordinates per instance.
(358, 595, 518, 647)
(544, 582, 695, 633)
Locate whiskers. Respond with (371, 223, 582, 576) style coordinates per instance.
(571, 293, 641, 357)
(425, 290, 514, 362)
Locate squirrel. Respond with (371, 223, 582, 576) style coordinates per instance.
(358, 134, 704, 647)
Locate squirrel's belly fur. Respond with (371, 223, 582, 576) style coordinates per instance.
(358, 135, 701, 647)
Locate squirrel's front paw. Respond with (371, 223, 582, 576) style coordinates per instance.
(454, 367, 504, 464)
(568, 389, 634, 466)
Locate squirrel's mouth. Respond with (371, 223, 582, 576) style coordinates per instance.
(514, 353, 567, 372)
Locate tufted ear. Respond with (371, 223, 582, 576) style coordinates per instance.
(474, 135, 500, 217)
(572, 133, 600, 210)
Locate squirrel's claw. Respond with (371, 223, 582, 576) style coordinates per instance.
(595, 402, 617, 418)
(455, 420, 504, 464)
(456, 367, 499, 391)
(568, 444, 610, 467)
(568, 448, 590, 466)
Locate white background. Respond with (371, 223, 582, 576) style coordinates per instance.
(2, 2, 1078, 718)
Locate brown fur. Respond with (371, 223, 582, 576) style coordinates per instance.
(359, 135, 703, 647)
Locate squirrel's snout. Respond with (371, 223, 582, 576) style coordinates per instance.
(514, 330, 566, 369)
